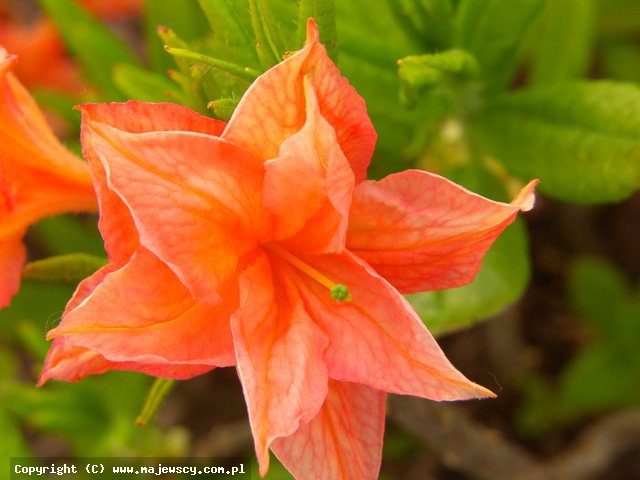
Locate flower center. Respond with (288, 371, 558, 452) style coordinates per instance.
(264, 243, 352, 302)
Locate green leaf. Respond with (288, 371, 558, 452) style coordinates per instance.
(198, 0, 259, 66)
(207, 97, 239, 121)
(408, 219, 530, 336)
(526, 0, 595, 85)
(387, 0, 454, 50)
(250, 0, 285, 68)
(0, 410, 31, 472)
(23, 254, 107, 283)
(569, 257, 628, 335)
(475, 81, 640, 203)
(455, 0, 545, 91)
(398, 49, 479, 89)
(297, 0, 337, 60)
(38, 0, 138, 98)
(29, 215, 104, 257)
(113, 64, 180, 102)
(164, 46, 260, 83)
(601, 42, 640, 83)
(144, 0, 210, 73)
(557, 345, 640, 419)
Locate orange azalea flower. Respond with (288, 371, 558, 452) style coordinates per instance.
(41, 20, 537, 479)
(0, 19, 83, 95)
(0, 47, 97, 307)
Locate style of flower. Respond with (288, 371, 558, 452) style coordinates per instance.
(0, 47, 97, 307)
(40, 20, 536, 479)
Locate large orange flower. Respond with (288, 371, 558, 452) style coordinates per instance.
(41, 21, 536, 479)
(0, 47, 97, 307)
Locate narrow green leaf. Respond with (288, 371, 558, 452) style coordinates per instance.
(387, 0, 454, 50)
(135, 379, 176, 427)
(527, 0, 595, 85)
(398, 49, 479, 89)
(24, 254, 107, 283)
(250, 0, 284, 68)
(475, 81, 640, 203)
(144, 0, 210, 73)
(157, 25, 192, 74)
(113, 64, 179, 102)
(165, 47, 259, 83)
(297, 0, 337, 59)
(207, 97, 239, 121)
(408, 219, 530, 336)
(198, 0, 257, 58)
(455, 0, 545, 91)
(37, 0, 138, 98)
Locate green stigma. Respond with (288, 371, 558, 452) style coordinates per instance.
(331, 284, 352, 302)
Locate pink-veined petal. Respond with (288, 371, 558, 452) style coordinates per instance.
(272, 380, 386, 480)
(45, 248, 237, 373)
(231, 253, 329, 476)
(77, 101, 226, 136)
(348, 170, 538, 293)
(80, 119, 265, 304)
(223, 19, 375, 183)
(80, 120, 139, 266)
(0, 229, 25, 308)
(288, 251, 494, 400)
(39, 338, 213, 385)
(263, 78, 354, 253)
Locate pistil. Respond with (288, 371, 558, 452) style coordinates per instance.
(265, 243, 352, 302)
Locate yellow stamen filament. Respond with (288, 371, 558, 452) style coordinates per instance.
(265, 243, 352, 302)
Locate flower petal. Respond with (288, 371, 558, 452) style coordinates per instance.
(263, 78, 354, 253)
(231, 253, 329, 476)
(39, 339, 213, 385)
(223, 19, 375, 183)
(347, 170, 538, 293)
(77, 101, 226, 136)
(80, 121, 138, 266)
(46, 248, 236, 372)
(0, 47, 97, 237)
(0, 20, 82, 94)
(272, 380, 385, 480)
(289, 251, 495, 400)
(80, 118, 265, 304)
(0, 230, 25, 308)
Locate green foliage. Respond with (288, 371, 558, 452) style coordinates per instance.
(297, 0, 337, 60)
(525, 0, 595, 85)
(475, 82, 640, 203)
(144, 0, 210, 73)
(113, 64, 181, 103)
(37, 0, 138, 99)
(29, 215, 105, 257)
(399, 50, 479, 88)
(518, 257, 640, 436)
(0, 282, 188, 460)
(455, 0, 545, 91)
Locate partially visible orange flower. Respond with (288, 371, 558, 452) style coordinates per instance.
(40, 20, 536, 479)
(80, 0, 143, 19)
(0, 47, 97, 307)
(0, 19, 83, 95)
